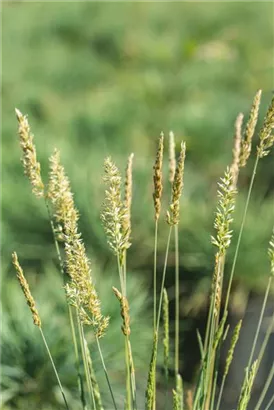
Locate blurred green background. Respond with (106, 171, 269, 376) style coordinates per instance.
(2, 2, 273, 409)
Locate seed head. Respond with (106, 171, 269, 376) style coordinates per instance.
(153, 133, 164, 221)
(239, 90, 262, 167)
(112, 286, 131, 336)
(12, 252, 41, 327)
(257, 95, 274, 158)
(167, 142, 186, 226)
(230, 113, 244, 189)
(268, 227, 274, 277)
(123, 153, 134, 236)
(224, 320, 242, 376)
(15, 108, 44, 198)
(169, 131, 176, 183)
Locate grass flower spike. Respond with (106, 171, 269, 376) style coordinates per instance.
(153, 133, 164, 221)
(239, 90, 262, 167)
(48, 150, 109, 338)
(231, 113, 244, 188)
(268, 227, 274, 276)
(169, 131, 176, 183)
(123, 153, 134, 236)
(167, 141, 186, 226)
(112, 287, 131, 336)
(15, 108, 44, 198)
(12, 252, 41, 327)
(101, 157, 131, 264)
(257, 96, 274, 158)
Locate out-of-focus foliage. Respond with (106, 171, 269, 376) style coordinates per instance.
(2, 2, 273, 409)
(2, 2, 273, 287)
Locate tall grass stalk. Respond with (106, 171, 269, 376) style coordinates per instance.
(265, 392, 274, 410)
(254, 362, 274, 410)
(39, 328, 70, 410)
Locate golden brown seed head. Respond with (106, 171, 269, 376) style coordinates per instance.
(169, 131, 176, 184)
(15, 108, 44, 198)
(153, 133, 164, 221)
(167, 141, 186, 226)
(257, 95, 274, 158)
(12, 252, 41, 327)
(230, 113, 244, 189)
(112, 286, 131, 336)
(239, 90, 262, 167)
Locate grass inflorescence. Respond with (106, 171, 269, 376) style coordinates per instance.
(12, 91, 274, 410)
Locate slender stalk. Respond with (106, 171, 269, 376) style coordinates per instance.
(254, 362, 274, 410)
(247, 276, 272, 370)
(96, 336, 118, 410)
(256, 311, 274, 370)
(39, 327, 70, 410)
(77, 315, 96, 409)
(153, 221, 158, 332)
(174, 225, 180, 376)
(265, 393, 274, 410)
(224, 155, 259, 313)
(156, 227, 172, 333)
(215, 375, 225, 410)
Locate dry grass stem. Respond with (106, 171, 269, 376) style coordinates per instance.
(239, 90, 262, 167)
(12, 252, 41, 327)
(112, 287, 131, 336)
(153, 133, 164, 220)
(169, 131, 176, 183)
(167, 141, 186, 226)
(15, 108, 44, 198)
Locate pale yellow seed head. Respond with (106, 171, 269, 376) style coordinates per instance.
(230, 112, 244, 189)
(112, 286, 131, 336)
(169, 131, 176, 184)
(257, 95, 274, 158)
(240, 90, 262, 167)
(15, 108, 44, 198)
(12, 252, 41, 327)
(123, 153, 134, 235)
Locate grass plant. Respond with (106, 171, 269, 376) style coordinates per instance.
(10, 90, 274, 410)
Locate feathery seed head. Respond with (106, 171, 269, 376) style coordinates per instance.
(15, 108, 44, 198)
(239, 90, 262, 167)
(167, 141, 186, 226)
(224, 319, 242, 376)
(12, 252, 41, 327)
(169, 131, 176, 183)
(257, 96, 274, 158)
(101, 157, 131, 262)
(230, 112, 244, 188)
(153, 134, 164, 221)
(172, 389, 181, 410)
(211, 168, 237, 254)
(268, 227, 274, 276)
(112, 286, 131, 336)
(123, 153, 134, 236)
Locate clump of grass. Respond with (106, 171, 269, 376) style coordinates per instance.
(12, 91, 274, 410)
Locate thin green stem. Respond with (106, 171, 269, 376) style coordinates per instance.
(215, 375, 225, 410)
(39, 327, 70, 410)
(254, 362, 274, 410)
(264, 392, 274, 410)
(174, 225, 180, 377)
(77, 315, 96, 409)
(96, 336, 118, 410)
(156, 227, 172, 333)
(247, 276, 272, 370)
(224, 155, 259, 313)
(257, 312, 274, 370)
(153, 221, 158, 332)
